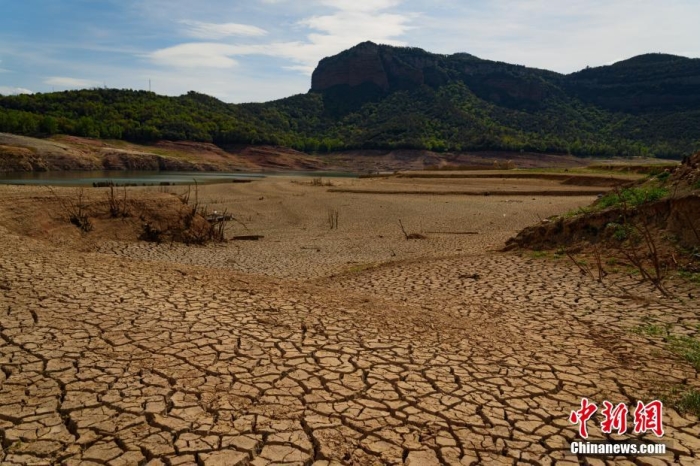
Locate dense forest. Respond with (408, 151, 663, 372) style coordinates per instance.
(1, 43, 699, 159)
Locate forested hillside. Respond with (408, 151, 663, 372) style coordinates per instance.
(1, 42, 699, 159)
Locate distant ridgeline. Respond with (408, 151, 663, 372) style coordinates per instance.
(2, 42, 700, 158)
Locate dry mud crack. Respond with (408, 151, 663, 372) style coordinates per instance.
(1, 185, 699, 465)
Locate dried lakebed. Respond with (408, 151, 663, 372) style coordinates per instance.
(0, 178, 698, 465)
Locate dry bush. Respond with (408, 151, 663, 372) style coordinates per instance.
(197, 206, 228, 243)
(48, 187, 93, 232)
(140, 205, 216, 245)
(140, 182, 233, 245)
(107, 185, 131, 218)
(564, 250, 595, 281)
(611, 194, 671, 296)
(140, 222, 163, 243)
(46, 181, 242, 245)
(327, 209, 339, 230)
(493, 160, 516, 170)
(307, 177, 334, 187)
(399, 219, 426, 240)
(178, 184, 192, 205)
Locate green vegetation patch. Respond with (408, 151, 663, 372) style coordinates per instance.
(631, 323, 669, 338)
(597, 186, 669, 209)
(676, 389, 700, 417)
(663, 387, 700, 418)
(632, 317, 700, 370)
(633, 322, 700, 417)
(562, 206, 593, 219)
(605, 222, 636, 242)
(667, 335, 700, 370)
(526, 249, 565, 260)
(678, 270, 700, 283)
(655, 171, 671, 182)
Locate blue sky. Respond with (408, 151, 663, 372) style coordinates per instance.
(1, 0, 698, 102)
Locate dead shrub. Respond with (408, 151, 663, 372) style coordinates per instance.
(327, 209, 339, 230)
(399, 219, 426, 240)
(308, 177, 333, 187)
(140, 182, 236, 245)
(139, 222, 163, 243)
(48, 186, 93, 233)
(107, 185, 131, 218)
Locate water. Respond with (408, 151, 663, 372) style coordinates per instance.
(0, 170, 356, 186)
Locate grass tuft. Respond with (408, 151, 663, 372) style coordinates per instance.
(678, 270, 700, 284)
(632, 323, 668, 338)
(667, 335, 700, 370)
(663, 387, 700, 418)
(675, 390, 700, 417)
(597, 186, 669, 209)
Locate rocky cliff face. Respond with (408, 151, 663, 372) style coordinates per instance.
(311, 42, 390, 91)
(310, 42, 554, 108)
(311, 41, 439, 93)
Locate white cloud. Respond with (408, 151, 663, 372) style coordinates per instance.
(149, 0, 414, 74)
(412, 0, 700, 73)
(44, 77, 100, 88)
(97, 64, 309, 103)
(0, 86, 33, 95)
(318, 0, 401, 12)
(149, 43, 240, 68)
(180, 20, 267, 39)
(300, 11, 412, 39)
(283, 64, 316, 74)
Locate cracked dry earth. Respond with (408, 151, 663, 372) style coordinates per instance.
(1, 183, 700, 466)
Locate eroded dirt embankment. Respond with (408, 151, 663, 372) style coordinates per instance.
(506, 152, 700, 252)
(1, 132, 674, 174)
(505, 194, 700, 251)
(0, 133, 322, 172)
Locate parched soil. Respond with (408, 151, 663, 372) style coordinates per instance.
(0, 176, 698, 465)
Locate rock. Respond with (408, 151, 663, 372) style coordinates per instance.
(310, 42, 549, 106)
(312, 42, 390, 92)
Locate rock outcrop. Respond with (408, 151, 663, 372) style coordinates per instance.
(312, 42, 391, 91)
(310, 42, 555, 108)
(311, 41, 444, 93)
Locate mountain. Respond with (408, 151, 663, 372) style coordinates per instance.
(312, 44, 700, 114)
(311, 41, 561, 111)
(565, 53, 700, 112)
(1, 42, 699, 159)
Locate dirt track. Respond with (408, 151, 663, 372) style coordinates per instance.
(0, 177, 698, 465)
